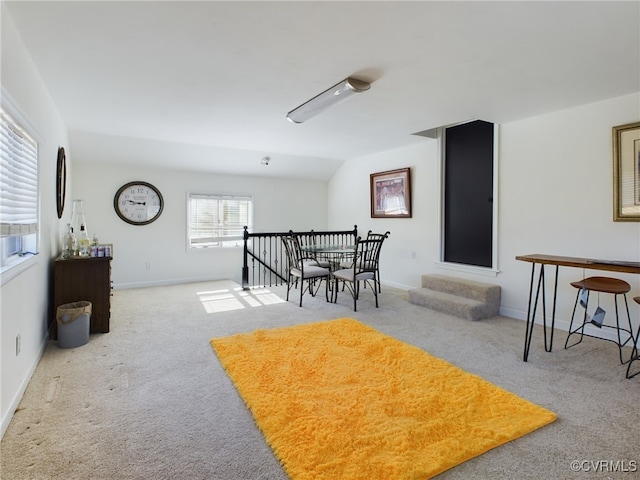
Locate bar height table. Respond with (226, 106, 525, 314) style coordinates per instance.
(516, 254, 640, 362)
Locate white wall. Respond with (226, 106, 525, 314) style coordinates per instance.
(72, 163, 328, 288)
(328, 140, 441, 290)
(329, 93, 640, 333)
(1, 7, 70, 437)
(499, 94, 640, 322)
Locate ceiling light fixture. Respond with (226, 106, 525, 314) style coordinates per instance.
(286, 77, 371, 124)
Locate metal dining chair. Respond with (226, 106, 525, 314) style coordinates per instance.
(365, 230, 390, 292)
(291, 230, 331, 269)
(331, 236, 386, 311)
(281, 235, 331, 307)
(338, 231, 389, 293)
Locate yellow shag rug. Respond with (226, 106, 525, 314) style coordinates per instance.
(210, 318, 556, 479)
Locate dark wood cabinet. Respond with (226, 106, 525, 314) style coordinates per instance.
(52, 256, 112, 339)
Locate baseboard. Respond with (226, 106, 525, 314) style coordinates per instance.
(381, 280, 412, 291)
(114, 275, 231, 290)
(1, 328, 50, 440)
(499, 306, 527, 322)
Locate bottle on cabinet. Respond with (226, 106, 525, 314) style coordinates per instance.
(70, 199, 88, 237)
(77, 224, 90, 257)
(90, 234, 99, 257)
(66, 199, 109, 259)
(62, 223, 76, 259)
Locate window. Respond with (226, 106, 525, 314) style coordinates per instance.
(0, 105, 39, 272)
(188, 193, 253, 249)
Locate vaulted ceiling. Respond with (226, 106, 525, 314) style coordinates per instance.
(5, 1, 639, 180)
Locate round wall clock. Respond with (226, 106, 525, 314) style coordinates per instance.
(113, 181, 164, 225)
(56, 146, 66, 219)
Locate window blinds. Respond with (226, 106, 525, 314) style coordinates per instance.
(189, 194, 252, 246)
(0, 108, 39, 238)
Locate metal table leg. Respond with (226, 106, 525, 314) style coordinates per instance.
(523, 263, 559, 361)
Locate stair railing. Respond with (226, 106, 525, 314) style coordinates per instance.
(241, 225, 358, 290)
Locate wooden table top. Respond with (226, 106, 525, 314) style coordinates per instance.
(516, 254, 640, 274)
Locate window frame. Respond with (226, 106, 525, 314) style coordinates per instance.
(0, 90, 41, 285)
(186, 192, 254, 250)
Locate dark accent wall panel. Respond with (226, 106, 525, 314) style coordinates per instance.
(444, 120, 494, 268)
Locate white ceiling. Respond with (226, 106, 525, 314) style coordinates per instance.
(5, 1, 640, 181)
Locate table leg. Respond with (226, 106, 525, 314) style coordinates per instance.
(523, 263, 559, 361)
(543, 266, 559, 353)
(523, 263, 540, 361)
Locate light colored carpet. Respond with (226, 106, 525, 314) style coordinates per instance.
(1, 279, 638, 479)
(211, 318, 556, 479)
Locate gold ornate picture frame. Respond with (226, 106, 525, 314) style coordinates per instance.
(370, 167, 411, 218)
(613, 121, 640, 221)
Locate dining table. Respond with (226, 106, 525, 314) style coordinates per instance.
(300, 244, 356, 271)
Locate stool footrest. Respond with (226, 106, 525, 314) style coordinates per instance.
(565, 278, 635, 366)
(565, 326, 635, 364)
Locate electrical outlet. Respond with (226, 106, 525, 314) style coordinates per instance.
(411, 251, 417, 259)
(145, 262, 152, 270)
(16, 334, 21, 356)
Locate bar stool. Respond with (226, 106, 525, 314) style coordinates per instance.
(564, 276, 634, 364)
(626, 296, 640, 379)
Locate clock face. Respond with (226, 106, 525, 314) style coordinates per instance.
(114, 181, 164, 225)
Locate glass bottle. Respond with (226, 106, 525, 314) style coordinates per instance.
(70, 199, 89, 239)
(90, 233, 99, 257)
(62, 223, 76, 259)
(78, 224, 90, 257)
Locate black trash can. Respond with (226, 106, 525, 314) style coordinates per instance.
(56, 301, 91, 348)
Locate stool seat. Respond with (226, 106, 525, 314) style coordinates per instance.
(565, 276, 634, 365)
(634, 296, 640, 305)
(569, 276, 630, 295)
